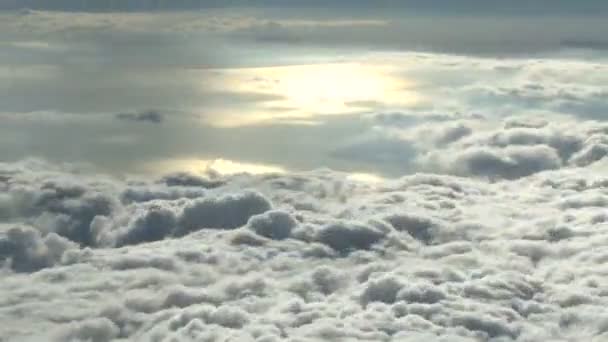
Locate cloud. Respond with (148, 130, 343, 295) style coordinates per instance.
(3, 149, 608, 341)
(2, 27, 607, 179)
(360, 275, 404, 305)
(246, 210, 297, 240)
(421, 144, 563, 180)
(311, 220, 387, 254)
(0, 225, 76, 272)
(115, 110, 165, 124)
(160, 172, 224, 188)
(3, 1, 608, 16)
(344, 114, 608, 180)
(53, 318, 120, 342)
(177, 191, 272, 235)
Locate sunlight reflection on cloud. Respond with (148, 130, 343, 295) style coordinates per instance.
(202, 62, 421, 127)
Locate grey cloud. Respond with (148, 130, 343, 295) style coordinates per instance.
(570, 143, 608, 167)
(361, 116, 608, 180)
(422, 144, 563, 180)
(412, 121, 474, 147)
(340, 99, 608, 178)
(246, 210, 297, 240)
(95, 203, 178, 247)
(432, 123, 473, 146)
(469, 127, 583, 161)
(53, 318, 120, 342)
(312, 220, 386, 254)
(121, 185, 208, 204)
(0, 175, 120, 246)
(397, 282, 447, 304)
(383, 213, 440, 245)
(451, 313, 518, 339)
(503, 117, 549, 129)
(177, 191, 272, 235)
(0, 225, 76, 272)
(97, 191, 274, 246)
(0, 160, 274, 248)
(160, 172, 224, 189)
(360, 275, 404, 305)
(115, 110, 164, 124)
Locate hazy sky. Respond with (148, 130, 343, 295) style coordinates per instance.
(2, 0, 608, 14)
(1, 2, 607, 177)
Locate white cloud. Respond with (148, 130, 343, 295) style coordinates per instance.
(2, 156, 608, 341)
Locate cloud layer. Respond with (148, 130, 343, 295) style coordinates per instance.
(2, 155, 608, 341)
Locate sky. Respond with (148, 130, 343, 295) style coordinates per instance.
(1, 2, 608, 342)
(2, 0, 608, 14)
(1, 3, 608, 177)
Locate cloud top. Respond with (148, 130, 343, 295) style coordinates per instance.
(2, 156, 608, 341)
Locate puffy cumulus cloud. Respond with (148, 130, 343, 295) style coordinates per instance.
(412, 121, 474, 147)
(53, 318, 120, 342)
(348, 115, 608, 180)
(246, 210, 297, 240)
(89, 190, 275, 247)
(2, 158, 608, 341)
(338, 106, 608, 179)
(0, 225, 77, 272)
(177, 191, 272, 235)
(311, 220, 387, 254)
(0, 160, 272, 248)
(93, 202, 179, 247)
(422, 144, 563, 180)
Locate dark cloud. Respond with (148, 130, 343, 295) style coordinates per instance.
(176, 191, 272, 235)
(360, 275, 404, 305)
(433, 144, 562, 180)
(0, 225, 76, 272)
(312, 220, 386, 254)
(246, 210, 297, 240)
(115, 110, 164, 124)
(383, 213, 439, 245)
(160, 172, 224, 188)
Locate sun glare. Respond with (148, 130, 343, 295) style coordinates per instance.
(145, 158, 286, 176)
(274, 63, 393, 113)
(204, 62, 419, 127)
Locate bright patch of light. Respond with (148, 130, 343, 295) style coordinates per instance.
(146, 158, 286, 176)
(203, 62, 420, 127)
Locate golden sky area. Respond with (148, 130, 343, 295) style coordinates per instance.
(201, 62, 421, 127)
